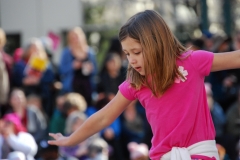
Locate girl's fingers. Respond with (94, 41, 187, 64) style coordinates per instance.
(49, 133, 57, 139)
(48, 133, 64, 146)
(49, 133, 62, 139)
(49, 133, 55, 136)
(48, 140, 58, 145)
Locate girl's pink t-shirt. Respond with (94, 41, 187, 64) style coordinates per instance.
(119, 50, 215, 160)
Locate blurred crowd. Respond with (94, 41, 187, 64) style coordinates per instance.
(0, 26, 239, 160)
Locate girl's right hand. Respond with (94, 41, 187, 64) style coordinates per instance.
(48, 133, 69, 146)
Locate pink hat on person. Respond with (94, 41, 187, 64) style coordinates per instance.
(3, 113, 26, 133)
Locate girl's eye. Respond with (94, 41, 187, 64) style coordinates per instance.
(125, 53, 130, 56)
(135, 52, 141, 55)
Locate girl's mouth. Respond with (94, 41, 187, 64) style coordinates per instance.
(135, 67, 141, 71)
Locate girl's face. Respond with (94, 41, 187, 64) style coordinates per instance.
(121, 37, 145, 75)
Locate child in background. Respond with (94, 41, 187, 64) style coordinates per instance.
(49, 93, 67, 135)
(26, 94, 48, 146)
(48, 10, 240, 159)
(59, 94, 108, 160)
(0, 113, 38, 160)
(59, 111, 89, 159)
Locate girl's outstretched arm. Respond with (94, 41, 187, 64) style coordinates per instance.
(211, 50, 240, 72)
(48, 91, 132, 146)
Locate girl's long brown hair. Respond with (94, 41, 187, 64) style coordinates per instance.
(119, 10, 187, 97)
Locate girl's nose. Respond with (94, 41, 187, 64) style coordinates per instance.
(129, 57, 137, 64)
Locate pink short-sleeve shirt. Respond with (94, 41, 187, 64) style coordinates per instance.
(119, 50, 215, 160)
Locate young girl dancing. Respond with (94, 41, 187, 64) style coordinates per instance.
(48, 10, 240, 160)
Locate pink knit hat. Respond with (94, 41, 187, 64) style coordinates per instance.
(3, 113, 26, 133)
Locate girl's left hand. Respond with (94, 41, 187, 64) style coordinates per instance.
(48, 133, 69, 146)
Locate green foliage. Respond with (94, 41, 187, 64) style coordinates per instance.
(84, 5, 105, 24)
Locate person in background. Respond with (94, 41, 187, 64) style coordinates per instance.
(0, 28, 12, 116)
(8, 88, 48, 147)
(208, 35, 239, 112)
(185, 38, 205, 51)
(49, 92, 67, 135)
(62, 92, 87, 136)
(59, 111, 109, 160)
(0, 48, 9, 117)
(60, 92, 109, 160)
(12, 38, 55, 117)
(0, 28, 13, 87)
(7, 88, 28, 124)
(224, 87, 240, 159)
(226, 89, 240, 131)
(205, 83, 226, 140)
(59, 27, 98, 106)
(120, 100, 146, 159)
(105, 37, 128, 78)
(13, 48, 24, 63)
(202, 30, 214, 51)
(97, 53, 125, 101)
(59, 111, 89, 159)
(94, 97, 123, 160)
(229, 30, 240, 85)
(26, 94, 48, 153)
(0, 113, 37, 160)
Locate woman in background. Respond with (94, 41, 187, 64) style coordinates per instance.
(59, 27, 98, 106)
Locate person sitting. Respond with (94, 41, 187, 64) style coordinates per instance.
(0, 113, 37, 160)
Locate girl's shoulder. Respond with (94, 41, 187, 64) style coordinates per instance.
(119, 80, 138, 101)
(119, 80, 132, 90)
(179, 49, 214, 76)
(182, 49, 213, 57)
(179, 49, 214, 62)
